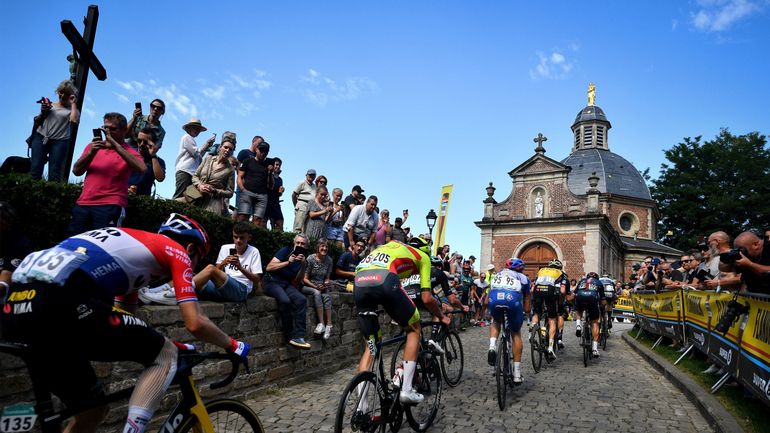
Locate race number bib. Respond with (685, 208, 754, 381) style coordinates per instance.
(12, 247, 88, 286)
(491, 274, 521, 292)
(0, 404, 37, 432)
(360, 252, 390, 268)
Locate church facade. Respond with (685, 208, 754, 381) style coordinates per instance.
(475, 86, 680, 282)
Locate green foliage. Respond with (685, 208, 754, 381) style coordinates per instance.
(0, 174, 340, 268)
(651, 129, 770, 251)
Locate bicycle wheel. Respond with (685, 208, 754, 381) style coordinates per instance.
(530, 325, 542, 373)
(600, 317, 608, 351)
(177, 399, 265, 433)
(440, 330, 464, 387)
(334, 371, 384, 433)
(582, 331, 590, 368)
(495, 332, 508, 411)
(405, 351, 442, 432)
(389, 339, 406, 378)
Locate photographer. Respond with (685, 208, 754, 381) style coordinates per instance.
(698, 231, 741, 291)
(28, 80, 80, 182)
(264, 233, 311, 349)
(721, 231, 770, 294)
(128, 127, 166, 196)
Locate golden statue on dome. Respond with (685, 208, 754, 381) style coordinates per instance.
(587, 82, 596, 106)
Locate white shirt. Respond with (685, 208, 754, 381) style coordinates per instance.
(343, 205, 379, 240)
(175, 134, 201, 175)
(216, 244, 262, 290)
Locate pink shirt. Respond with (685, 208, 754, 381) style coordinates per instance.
(76, 142, 140, 207)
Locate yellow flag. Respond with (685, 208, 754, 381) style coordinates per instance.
(433, 185, 453, 255)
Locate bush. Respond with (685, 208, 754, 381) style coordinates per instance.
(0, 174, 340, 268)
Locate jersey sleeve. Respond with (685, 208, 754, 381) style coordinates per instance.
(419, 254, 432, 291)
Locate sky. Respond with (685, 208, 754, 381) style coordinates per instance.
(2, 1, 769, 265)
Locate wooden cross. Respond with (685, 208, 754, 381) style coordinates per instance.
(59, 5, 107, 182)
(533, 132, 547, 154)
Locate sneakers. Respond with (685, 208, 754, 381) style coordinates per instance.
(487, 349, 496, 367)
(546, 348, 557, 361)
(575, 322, 583, 337)
(399, 389, 425, 405)
(289, 338, 311, 350)
(513, 374, 523, 385)
(138, 284, 176, 306)
(314, 323, 326, 335)
(703, 364, 720, 374)
(479, 321, 487, 327)
(557, 340, 564, 350)
(592, 349, 600, 358)
(470, 319, 477, 326)
(323, 325, 332, 340)
(427, 339, 445, 355)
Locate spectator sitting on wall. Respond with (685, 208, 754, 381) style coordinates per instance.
(128, 127, 166, 196)
(332, 238, 366, 291)
(302, 239, 334, 340)
(264, 233, 311, 349)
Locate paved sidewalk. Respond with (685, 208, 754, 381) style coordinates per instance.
(244, 321, 715, 432)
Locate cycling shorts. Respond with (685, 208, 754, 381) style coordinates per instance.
(354, 269, 420, 341)
(533, 295, 558, 319)
(404, 285, 440, 311)
(1, 282, 166, 409)
(488, 289, 524, 332)
(575, 290, 601, 321)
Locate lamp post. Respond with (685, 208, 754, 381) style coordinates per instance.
(426, 209, 438, 243)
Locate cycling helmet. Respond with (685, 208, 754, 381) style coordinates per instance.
(158, 213, 210, 257)
(586, 271, 600, 279)
(506, 258, 525, 270)
(547, 259, 563, 269)
(430, 256, 443, 267)
(407, 236, 431, 255)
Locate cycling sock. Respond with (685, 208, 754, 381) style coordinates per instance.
(489, 337, 497, 351)
(592, 341, 598, 351)
(548, 339, 554, 350)
(513, 362, 521, 376)
(126, 339, 177, 428)
(402, 360, 417, 392)
(123, 407, 153, 433)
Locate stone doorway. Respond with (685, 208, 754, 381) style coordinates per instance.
(518, 242, 557, 281)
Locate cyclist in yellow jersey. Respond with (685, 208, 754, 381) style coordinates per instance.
(354, 237, 449, 404)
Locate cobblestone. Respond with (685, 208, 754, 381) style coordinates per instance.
(244, 321, 714, 432)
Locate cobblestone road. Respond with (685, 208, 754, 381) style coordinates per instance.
(244, 321, 714, 433)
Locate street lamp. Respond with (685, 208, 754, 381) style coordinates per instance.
(426, 209, 438, 242)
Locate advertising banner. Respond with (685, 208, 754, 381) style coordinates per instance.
(706, 292, 742, 370)
(737, 295, 770, 405)
(682, 289, 711, 353)
(613, 296, 635, 320)
(632, 292, 659, 334)
(654, 291, 683, 340)
(433, 185, 453, 256)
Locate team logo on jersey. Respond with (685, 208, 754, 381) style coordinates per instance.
(356, 274, 382, 283)
(183, 268, 193, 284)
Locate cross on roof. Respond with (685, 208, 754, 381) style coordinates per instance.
(533, 132, 547, 154)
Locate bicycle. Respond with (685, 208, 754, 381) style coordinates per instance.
(599, 305, 610, 351)
(493, 305, 516, 411)
(528, 302, 555, 373)
(335, 310, 442, 433)
(0, 341, 263, 433)
(390, 309, 465, 387)
(580, 317, 599, 367)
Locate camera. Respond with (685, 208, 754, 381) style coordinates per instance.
(714, 296, 749, 334)
(719, 248, 744, 264)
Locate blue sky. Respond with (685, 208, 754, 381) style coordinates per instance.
(2, 1, 768, 264)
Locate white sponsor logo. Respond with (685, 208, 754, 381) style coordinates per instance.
(160, 414, 184, 433)
(694, 332, 705, 346)
(719, 347, 733, 365)
(13, 302, 32, 314)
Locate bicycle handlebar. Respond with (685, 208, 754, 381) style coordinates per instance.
(178, 351, 249, 390)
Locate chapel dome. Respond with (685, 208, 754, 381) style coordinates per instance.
(561, 148, 652, 200)
(572, 105, 609, 126)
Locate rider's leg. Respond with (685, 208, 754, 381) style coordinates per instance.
(591, 319, 600, 352)
(401, 321, 422, 393)
(123, 339, 178, 433)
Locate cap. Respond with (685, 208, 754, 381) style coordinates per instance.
(352, 185, 364, 193)
(469, 255, 476, 260)
(650, 258, 662, 266)
(306, 169, 316, 176)
(487, 264, 495, 270)
(395, 217, 403, 223)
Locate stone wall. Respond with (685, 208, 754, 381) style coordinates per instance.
(0, 292, 403, 429)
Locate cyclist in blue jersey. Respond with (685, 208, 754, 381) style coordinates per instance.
(574, 272, 604, 357)
(486, 258, 531, 384)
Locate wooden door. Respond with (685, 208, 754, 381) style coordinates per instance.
(518, 242, 557, 282)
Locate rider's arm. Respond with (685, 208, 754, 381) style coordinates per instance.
(178, 301, 232, 349)
(419, 257, 446, 321)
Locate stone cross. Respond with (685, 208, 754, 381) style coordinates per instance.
(59, 5, 107, 182)
(534, 133, 547, 154)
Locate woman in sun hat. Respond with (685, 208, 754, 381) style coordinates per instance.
(173, 118, 216, 200)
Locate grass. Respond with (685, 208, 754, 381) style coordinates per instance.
(634, 329, 770, 433)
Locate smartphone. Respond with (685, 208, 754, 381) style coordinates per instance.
(229, 248, 237, 256)
(291, 246, 308, 257)
(92, 128, 103, 140)
(135, 102, 142, 110)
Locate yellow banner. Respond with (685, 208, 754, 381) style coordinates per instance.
(710, 292, 742, 343)
(433, 185, 453, 255)
(682, 289, 710, 331)
(740, 296, 770, 364)
(655, 291, 681, 322)
(614, 296, 634, 313)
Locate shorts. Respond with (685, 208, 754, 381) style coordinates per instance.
(265, 200, 283, 221)
(238, 190, 268, 219)
(200, 275, 250, 302)
(576, 290, 600, 321)
(325, 224, 345, 241)
(533, 295, 558, 319)
(1, 282, 166, 409)
(354, 269, 419, 341)
(488, 289, 524, 332)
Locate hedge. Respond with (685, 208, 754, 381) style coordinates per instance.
(0, 174, 339, 269)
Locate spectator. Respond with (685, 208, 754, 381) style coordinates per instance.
(333, 238, 366, 291)
(237, 140, 274, 227)
(438, 245, 451, 272)
(195, 222, 262, 301)
(67, 112, 145, 236)
(29, 79, 80, 181)
(725, 231, 770, 294)
(233, 135, 260, 218)
(458, 261, 474, 305)
(449, 253, 464, 275)
(325, 187, 346, 249)
(172, 118, 215, 200)
(390, 211, 409, 243)
(0, 201, 34, 300)
(315, 174, 328, 189)
(292, 169, 317, 232)
(305, 186, 332, 241)
(264, 233, 311, 349)
(680, 252, 698, 284)
(302, 239, 334, 340)
(342, 185, 365, 226)
(468, 255, 479, 277)
(128, 127, 166, 196)
(699, 231, 741, 291)
(374, 209, 391, 246)
(470, 273, 489, 325)
(265, 157, 285, 231)
(658, 261, 684, 290)
(191, 140, 235, 215)
(485, 264, 496, 288)
(126, 98, 166, 149)
(204, 130, 237, 157)
(343, 195, 379, 248)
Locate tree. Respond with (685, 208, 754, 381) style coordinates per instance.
(651, 129, 770, 251)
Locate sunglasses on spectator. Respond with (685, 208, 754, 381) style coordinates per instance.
(318, 180, 327, 184)
(681, 259, 694, 262)
(137, 139, 153, 145)
(150, 104, 164, 111)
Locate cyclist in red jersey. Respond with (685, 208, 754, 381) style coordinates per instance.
(1, 214, 249, 433)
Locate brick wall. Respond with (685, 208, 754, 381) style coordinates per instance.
(606, 202, 653, 239)
(0, 292, 404, 430)
(492, 232, 586, 278)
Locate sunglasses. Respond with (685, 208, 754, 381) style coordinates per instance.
(150, 104, 164, 111)
(681, 259, 694, 263)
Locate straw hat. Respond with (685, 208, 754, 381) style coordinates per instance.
(182, 118, 207, 133)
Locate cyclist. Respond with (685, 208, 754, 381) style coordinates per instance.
(531, 258, 568, 361)
(599, 275, 616, 332)
(574, 272, 604, 357)
(487, 258, 531, 384)
(354, 237, 450, 404)
(1, 214, 249, 433)
(555, 267, 574, 350)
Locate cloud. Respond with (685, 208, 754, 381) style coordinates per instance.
(113, 93, 129, 103)
(672, 19, 679, 31)
(201, 85, 226, 101)
(299, 69, 378, 106)
(690, 0, 762, 32)
(529, 48, 576, 80)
